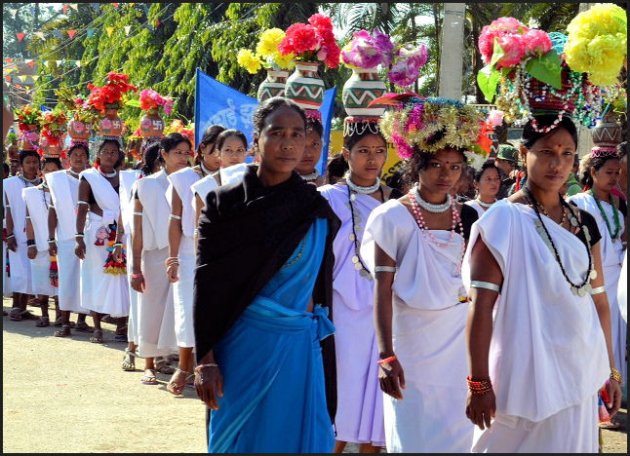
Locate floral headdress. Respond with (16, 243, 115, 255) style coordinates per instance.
(369, 94, 486, 161)
(278, 14, 341, 69)
(87, 72, 137, 113)
(138, 89, 173, 115)
(56, 87, 100, 126)
(14, 105, 41, 131)
(238, 28, 296, 74)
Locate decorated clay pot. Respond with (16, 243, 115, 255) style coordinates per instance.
(257, 70, 290, 102)
(18, 124, 39, 151)
(40, 134, 63, 158)
(591, 112, 622, 147)
(284, 62, 325, 110)
(98, 106, 124, 137)
(342, 67, 387, 117)
(139, 109, 165, 138)
(68, 118, 91, 141)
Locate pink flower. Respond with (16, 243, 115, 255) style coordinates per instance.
(388, 44, 429, 87)
(495, 34, 525, 68)
(522, 29, 551, 57)
(391, 132, 415, 159)
(478, 17, 529, 65)
(486, 109, 504, 127)
(308, 14, 334, 33)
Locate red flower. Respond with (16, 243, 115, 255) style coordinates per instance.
(279, 23, 320, 55)
(308, 13, 333, 33)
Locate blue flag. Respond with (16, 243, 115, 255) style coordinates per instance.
(194, 68, 336, 174)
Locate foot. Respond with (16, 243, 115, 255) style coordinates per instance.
(166, 368, 193, 396)
(35, 316, 50, 327)
(122, 348, 136, 371)
(54, 324, 72, 338)
(114, 333, 128, 343)
(75, 321, 93, 333)
(90, 329, 104, 344)
(8, 308, 23, 321)
(155, 356, 176, 375)
(140, 369, 158, 385)
(53, 316, 64, 327)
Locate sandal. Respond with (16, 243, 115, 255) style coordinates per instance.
(121, 348, 136, 371)
(166, 368, 193, 396)
(75, 321, 93, 333)
(35, 316, 50, 327)
(90, 329, 104, 344)
(155, 356, 176, 375)
(140, 369, 158, 385)
(54, 324, 72, 338)
(9, 308, 24, 321)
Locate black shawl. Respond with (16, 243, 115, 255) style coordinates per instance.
(193, 164, 340, 421)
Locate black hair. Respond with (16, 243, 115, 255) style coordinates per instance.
(326, 153, 349, 183)
(306, 117, 323, 138)
(474, 160, 500, 182)
(521, 115, 578, 150)
(97, 139, 124, 169)
(18, 150, 40, 164)
(402, 147, 467, 188)
(216, 129, 248, 152)
(141, 142, 162, 176)
(579, 153, 620, 189)
(195, 124, 226, 164)
(41, 156, 62, 170)
(161, 132, 192, 153)
(253, 97, 306, 136)
(617, 141, 627, 160)
(3, 162, 9, 175)
(67, 143, 89, 158)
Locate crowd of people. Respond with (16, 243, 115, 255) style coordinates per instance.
(2, 90, 627, 453)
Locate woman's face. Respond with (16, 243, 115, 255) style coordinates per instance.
(256, 106, 306, 175)
(200, 142, 221, 172)
(69, 147, 89, 171)
(296, 128, 322, 175)
(418, 148, 465, 195)
(475, 166, 501, 199)
(343, 134, 387, 183)
(98, 143, 120, 169)
(523, 127, 576, 194)
(219, 136, 247, 167)
(162, 141, 190, 173)
(21, 155, 40, 178)
(42, 161, 61, 178)
(591, 158, 621, 194)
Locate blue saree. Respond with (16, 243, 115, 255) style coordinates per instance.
(209, 218, 335, 453)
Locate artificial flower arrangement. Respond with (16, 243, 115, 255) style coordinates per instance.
(164, 119, 195, 149)
(39, 109, 68, 143)
(139, 88, 173, 115)
(477, 17, 608, 131)
(277, 13, 341, 69)
(237, 28, 296, 74)
(371, 93, 486, 160)
(340, 29, 429, 88)
(14, 105, 41, 131)
(87, 72, 137, 113)
(564, 3, 627, 88)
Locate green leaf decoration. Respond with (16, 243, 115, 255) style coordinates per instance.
(477, 64, 501, 103)
(525, 51, 562, 89)
(125, 99, 141, 108)
(489, 38, 505, 68)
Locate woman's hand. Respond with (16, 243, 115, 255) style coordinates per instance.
(7, 236, 17, 252)
(194, 365, 224, 410)
(466, 390, 496, 430)
(48, 240, 57, 256)
(74, 238, 86, 260)
(378, 358, 405, 400)
(131, 272, 145, 293)
(604, 378, 623, 418)
(165, 260, 179, 283)
(27, 245, 37, 259)
(113, 244, 124, 263)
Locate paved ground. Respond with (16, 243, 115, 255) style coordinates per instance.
(2, 298, 627, 453)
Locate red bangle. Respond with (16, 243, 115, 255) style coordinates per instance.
(378, 355, 397, 365)
(466, 376, 493, 395)
(131, 273, 143, 279)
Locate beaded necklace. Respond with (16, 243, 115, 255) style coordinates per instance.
(67, 169, 81, 179)
(475, 198, 495, 210)
(40, 184, 50, 210)
(99, 168, 117, 179)
(525, 188, 595, 296)
(346, 183, 381, 279)
(345, 172, 380, 199)
(407, 188, 466, 270)
(413, 185, 452, 213)
(19, 175, 41, 187)
(589, 189, 621, 240)
(200, 161, 212, 177)
(300, 170, 319, 182)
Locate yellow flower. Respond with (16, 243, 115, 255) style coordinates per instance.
(256, 28, 286, 59)
(272, 52, 295, 70)
(237, 49, 262, 74)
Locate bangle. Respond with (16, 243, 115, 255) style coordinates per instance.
(26, 239, 36, 246)
(6, 234, 15, 239)
(590, 286, 606, 295)
(77, 201, 90, 206)
(470, 280, 502, 293)
(610, 368, 623, 383)
(374, 266, 396, 273)
(75, 234, 84, 238)
(169, 214, 182, 221)
(195, 363, 219, 372)
(467, 376, 493, 395)
(378, 355, 397, 365)
(131, 272, 143, 279)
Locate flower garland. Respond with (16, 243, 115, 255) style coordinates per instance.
(102, 223, 127, 275)
(278, 13, 340, 69)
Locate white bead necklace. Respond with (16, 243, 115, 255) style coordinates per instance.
(99, 168, 117, 179)
(413, 185, 451, 213)
(19, 175, 41, 186)
(300, 170, 319, 182)
(67, 169, 81, 179)
(475, 198, 496, 209)
(345, 172, 380, 196)
(200, 161, 212, 177)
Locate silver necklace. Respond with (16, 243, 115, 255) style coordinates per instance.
(98, 168, 117, 179)
(414, 185, 452, 213)
(475, 198, 495, 209)
(67, 169, 81, 179)
(200, 161, 212, 177)
(19, 175, 41, 186)
(345, 172, 380, 197)
(300, 170, 319, 181)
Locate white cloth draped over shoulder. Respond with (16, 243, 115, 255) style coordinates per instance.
(619, 250, 627, 323)
(361, 199, 473, 453)
(80, 168, 121, 226)
(47, 170, 80, 242)
(464, 200, 487, 219)
(219, 163, 248, 187)
(568, 192, 626, 382)
(319, 183, 384, 446)
(462, 200, 608, 452)
(134, 170, 171, 251)
(167, 167, 199, 238)
(190, 174, 219, 210)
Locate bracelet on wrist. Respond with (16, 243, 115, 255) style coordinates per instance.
(466, 376, 493, 395)
(610, 368, 623, 384)
(75, 233, 84, 238)
(195, 363, 219, 372)
(26, 239, 36, 246)
(131, 272, 143, 279)
(378, 355, 397, 365)
(48, 238, 56, 244)
(6, 234, 15, 239)
(113, 243, 123, 248)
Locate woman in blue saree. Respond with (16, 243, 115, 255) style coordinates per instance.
(193, 97, 340, 453)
